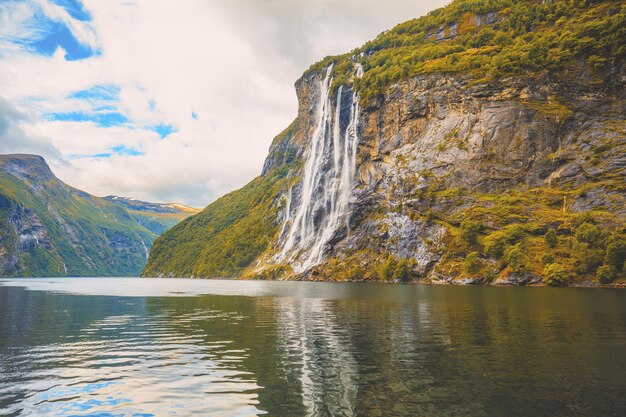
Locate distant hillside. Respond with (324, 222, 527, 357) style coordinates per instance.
(105, 196, 199, 235)
(0, 154, 196, 277)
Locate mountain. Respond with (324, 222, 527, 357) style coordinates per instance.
(104, 196, 200, 235)
(0, 154, 196, 277)
(144, 0, 626, 286)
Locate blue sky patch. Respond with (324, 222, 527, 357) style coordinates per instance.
(68, 152, 111, 160)
(68, 145, 143, 160)
(29, 21, 98, 61)
(68, 85, 120, 112)
(45, 111, 129, 127)
(110, 145, 144, 157)
(50, 0, 92, 22)
(147, 124, 177, 139)
(45, 85, 176, 139)
(69, 85, 120, 102)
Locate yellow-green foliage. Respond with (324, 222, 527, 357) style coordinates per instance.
(460, 219, 481, 245)
(143, 170, 289, 278)
(544, 263, 571, 286)
(522, 99, 573, 121)
(306, 251, 416, 282)
(143, 123, 301, 278)
(305, 0, 625, 104)
(463, 252, 483, 274)
(597, 264, 617, 284)
(434, 182, 626, 285)
(545, 229, 558, 248)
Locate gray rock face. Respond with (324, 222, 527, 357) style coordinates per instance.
(258, 62, 625, 283)
(493, 273, 541, 286)
(358, 213, 445, 274)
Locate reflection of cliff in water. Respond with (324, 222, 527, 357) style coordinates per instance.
(3, 283, 626, 417)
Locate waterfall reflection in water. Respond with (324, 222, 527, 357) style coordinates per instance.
(1, 279, 626, 417)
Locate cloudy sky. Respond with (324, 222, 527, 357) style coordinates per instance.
(0, 0, 447, 207)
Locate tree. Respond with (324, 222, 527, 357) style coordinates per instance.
(378, 255, 397, 281)
(460, 219, 481, 245)
(392, 258, 411, 282)
(464, 252, 483, 274)
(575, 222, 604, 248)
(545, 229, 557, 248)
(597, 265, 616, 285)
(544, 263, 570, 286)
(485, 225, 526, 258)
(506, 245, 528, 273)
(573, 246, 604, 275)
(605, 234, 626, 272)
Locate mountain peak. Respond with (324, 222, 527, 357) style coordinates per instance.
(0, 153, 54, 181)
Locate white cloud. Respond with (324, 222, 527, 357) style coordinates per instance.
(0, 97, 63, 163)
(0, 0, 448, 206)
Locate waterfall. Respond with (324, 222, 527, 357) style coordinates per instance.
(279, 65, 362, 272)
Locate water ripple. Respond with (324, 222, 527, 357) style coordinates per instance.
(1, 280, 626, 416)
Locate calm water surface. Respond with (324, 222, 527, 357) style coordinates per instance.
(0, 278, 625, 417)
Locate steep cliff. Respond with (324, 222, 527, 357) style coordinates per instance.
(0, 154, 195, 277)
(144, 0, 626, 285)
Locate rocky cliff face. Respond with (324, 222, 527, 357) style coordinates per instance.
(251, 61, 625, 284)
(0, 154, 195, 277)
(144, 0, 626, 285)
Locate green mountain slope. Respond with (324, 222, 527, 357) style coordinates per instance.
(105, 196, 200, 235)
(143, 123, 298, 278)
(0, 154, 194, 277)
(144, 0, 625, 285)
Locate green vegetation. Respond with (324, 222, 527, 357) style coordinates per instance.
(460, 219, 481, 245)
(143, 172, 289, 278)
(463, 252, 483, 274)
(392, 258, 411, 282)
(544, 229, 558, 248)
(544, 263, 571, 286)
(0, 156, 158, 277)
(606, 234, 626, 272)
(505, 245, 529, 273)
(306, 0, 625, 104)
(484, 225, 526, 259)
(373, 255, 412, 282)
(143, 123, 299, 278)
(299, 251, 417, 283)
(429, 183, 626, 285)
(597, 264, 617, 284)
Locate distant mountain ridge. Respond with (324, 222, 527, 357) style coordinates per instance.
(104, 196, 200, 235)
(0, 154, 197, 277)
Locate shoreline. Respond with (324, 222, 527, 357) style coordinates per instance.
(2, 276, 625, 289)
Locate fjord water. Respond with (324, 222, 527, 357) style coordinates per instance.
(1, 279, 625, 417)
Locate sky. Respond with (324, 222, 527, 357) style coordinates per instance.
(0, 0, 448, 207)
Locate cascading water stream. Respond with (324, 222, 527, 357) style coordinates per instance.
(279, 65, 362, 272)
